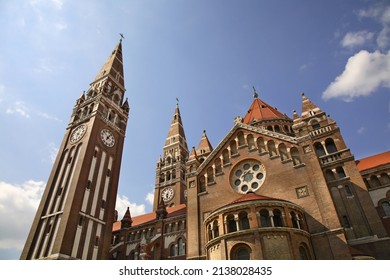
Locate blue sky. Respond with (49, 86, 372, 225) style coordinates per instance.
(0, 0, 389, 260)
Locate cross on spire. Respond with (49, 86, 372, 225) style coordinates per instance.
(253, 86, 259, 99)
(119, 33, 125, 42)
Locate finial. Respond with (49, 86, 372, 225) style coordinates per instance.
(253, 86, 259, 99)
(119, 33, 125, 42)
(176, 97, 179, 107)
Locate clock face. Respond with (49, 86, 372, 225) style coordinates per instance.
(100, 128, 115, 147)
(230, 159, 266, 194)
(161, 187, 174, 202)
(70, 125, 87, 143)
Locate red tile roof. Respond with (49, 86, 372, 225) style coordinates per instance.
(229, 192, 280, 205)
(356, 151, 390, 172)
(243, 98, 288, 124)
(212, 192, 288, 213)
(112, 204, 186, 231)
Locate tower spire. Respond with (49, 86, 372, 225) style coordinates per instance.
(90, 38, 125, 99)
(154, 101, 189, 210)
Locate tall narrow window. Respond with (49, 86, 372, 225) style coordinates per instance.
(273, 209, 283, 227)
(342, 215, 351, 228)
(382, 201, 390, 217)
(267, 141, 277, 157)
(260, 209, 271, 227)
(345, 185, 353, 197)
(325, 138, 337, 154)
(336, 167, 346, 178)
(239, 212, 250, 230)
(227, 215, 237, 233)
(177, 238, 184, 255)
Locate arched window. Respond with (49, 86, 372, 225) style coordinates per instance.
(231, 245, 251, 260)
(267, 140, 277, 157)
(222, 149, 230, 165)
(273, 209, 283, 227)
(237, 131, 245, 146)
(257, 138, 266, 153)
(290, 211, 300, 229)
(381, 173, 390, 185)
(325, 138, 337, 154)
(207, 167, 214, 184)
(267, 125, 273, 131)
(230, 140, 238, 156)
(247, 134, 255, 150)
(299, 243, 311, 260)
(290, 147, 302, 166)
(325, 169, 336, 181)
(314, 142, 326, 157)
(177, 238, 184, 255)
(345, 185, 353, 197)
(227, 215, 237, 233)
(336, 166, 346, 178)
(215, 158, 222, 174)
(274, 125, 281, 132)
(311, 119, 320, 130)
(208, 224, 213, 241)
(278, 143, 288, 161)
(260, 209, 271, 227)
(370, 175, 381, 188)
(382, 201, 390, 216)
(213, 220, 219, 238)
(199, 176, 206, 192)
(239, 212, 250, 230)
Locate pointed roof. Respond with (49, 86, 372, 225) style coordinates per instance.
(188, 146, 199, 161)
(243, 97, 288, 124)
(91, 39, 125, 91)
(196, 130, 213, 155)
(121, 207, 133, 229)
(164, 103, 188, 151)
(301, 93, 322, 117)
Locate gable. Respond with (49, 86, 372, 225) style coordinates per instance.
(196, 122, 299, 175)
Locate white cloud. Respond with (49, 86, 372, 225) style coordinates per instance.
(6, 101, 31, 118)
(341, 31, 374, 48)
(377, 25, 390, 49)
(38, 111, 62, 122)
(48, 142, 59, 164)
(115, 194, 146, 219)
(145, 191, 154, 206)
(322, 50, 390, 101)
(357, 126, 366, 134)
(0, 180, 45, 253)
(357, 5, 390, 49)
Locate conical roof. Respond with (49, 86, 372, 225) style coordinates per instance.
(196, 130, 213, 155)
(243, 97, 289, 124)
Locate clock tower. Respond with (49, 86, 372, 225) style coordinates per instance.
(21, 39, 129, 260)
(154, 102, 189, 210)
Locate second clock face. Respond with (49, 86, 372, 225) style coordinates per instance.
(230, 159, 266, 194)
(70, 125, 87, 143)
(161, 187, 174, 202)
(100, 128, 115, 147)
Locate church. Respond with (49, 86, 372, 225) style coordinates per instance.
(21, 40, 390, 260)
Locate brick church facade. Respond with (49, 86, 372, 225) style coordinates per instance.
(21, 40, 390, 260)
(110, 88, 390, 260)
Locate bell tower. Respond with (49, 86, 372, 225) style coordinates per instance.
(154, 101, 189, 210)
(21, 38, 129, 260)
